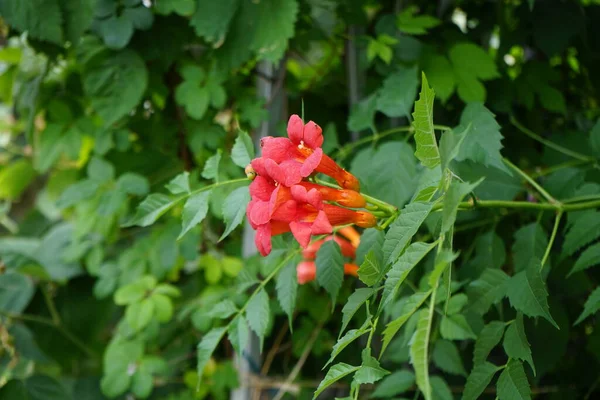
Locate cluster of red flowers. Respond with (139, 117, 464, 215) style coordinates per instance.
(296, 226, 361, 284)
(246, 115, 376, 256)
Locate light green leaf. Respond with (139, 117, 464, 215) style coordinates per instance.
(504, 314, 535, 375)
(496, 359, 531, 400)
(441, 179, 483, 235)
(176, 83, 210, 120)
(447, 293, 468, 315)
(313, 363, 360, 399)
(316, 240, 345, 304)
(569, 242, 600, 276)
(179, 191, 211, 239)
(428, 249, 459, 288)
(0, 273, 35, 313)
(117, 173, 150, 196)
(208, 299, 238, 319)
(432, 339, 467, 376)
(377, 66, 419, 119)
(381, 291, 431, 356)
(228, 315, 249, 355)
(574, 287, 600, 325)
(412, 72, 440, 168)
(201, 150, 222, 180)
(0, 159, 36, 200)
(124, 193, 181, 227)
(463, 362, 502, 400)
(371, 370, 415, 398)
(513, 224, 548, 273)
(340, 287, 374, 336)
(87, 157, 115, 183)
(246, 288, 270, 349)
(439, 125, 468, 172)
(440, 314, 476, 340)
(326, 321, 370, 367)
(152, 293, 174, 323)
(397, 7, 440, 35)
(197, 327, 227, 387)
(131, 369, 153, 398)
(410, 308, 434, 400)
(562, 211, 600, 257)
(449, 43, 499, 81)
(473, 321, 505, 365)
(353, 349, 390, 385)
(358, 250, 384, 287)
(126, 298, 155, 332)
(383, 202, 433, 265)
(220, 186, 251, 240)
(276, 259, 298, 325)
(412, 166, 442, 202)
(165, 172, 191, 195)
(231, 131, 255, 168)
(466, 268, 510, 315)
(507, 261, 558, 329)
(114, 280, 150, 305)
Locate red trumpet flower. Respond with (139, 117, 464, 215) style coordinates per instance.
(302, 235, 357, 260)
(296, 261, 360, 285)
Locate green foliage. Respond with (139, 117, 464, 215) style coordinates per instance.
(316, 240, 344, 304)
(413, 73, 440, 168)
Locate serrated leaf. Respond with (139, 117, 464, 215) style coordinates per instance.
(353, 349, 390, 385)
(397, 7, 440, 35)
(0, 0, 63, 44)
(208, 299, 238, 319)
(410, 308, 434, 400)
(326, 321, 370, 367)
(228, 315, 249, 355)
(246, 288, 270, 349)
(463, 362, 502, 400)
(340, 288, 374, 336)
(231, 131, 255, 168)
(574, 287, 600, 325)
(355, 229, 385, 266)
(371, 370, 415, 398)
(313, 363, 360, 399)
(165, 172, 191, 195)
(447, 293, 468, 315)
(377, 66, 419, 119)
(412, 73, 440, 168)
(276, 259, 298, 326)
(348, 94, 377, 132)
(383, 202, 433, 265)
(381, 291, 431, 356)
(562, 211, 600, 257)
(513, 224, 548, 273)
(358, 250, 384, 287)
(428, 249, 459, 288)
(124, 193, 181, 227)
(433, 339, 467, 376)
(504, 314, 535, 375)
(197, 327, 226, 387)
(179, 191, 211, 239)
(569, 243, 600, 276)
(441, 179, 482, 234)
(439, 125, 468, 172)
(473, 321, 506, 365)
(449, 43, 499, 81)
(381, 242, 436, 310)
(220, 186, 251, 240)
(440, 314, 476, 340)
(316, 240, 345, 305)
(497, 359, 531, 400)
(466, 268, 510, 315)
(431, 376, 453, 400)
(202, 151, 222, 180)
(507, 261, 558, 329)
(190, 0, 239, 43)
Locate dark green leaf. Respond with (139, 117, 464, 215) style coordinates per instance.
(231, 131, 255, 168)
(197, 327, 227, 387)
(340, 287, 374, 336)
(276, 259, 298, 325)
(313, 363, 360, 399)
(473, 321, 505, 365)
(441, 179, 482, 234)
(316, 240, 345, 304)
(513, 224, 548, 273)
(371, 370, 415, 398)
(463, 362, 502, 400)
(466, 268, 510, 315)
(562, 211, 600, 257)
(358, 250, 384, 287)
(503, 314, 535, 375)
(381, 291, 431, 356)
(590, 118, 600, 158)
(496, 359, 531, 400)
(433, 339, 467, 376)
(377, 66, 419, 119)
(383, 202, 433, 265)
(0, 273, 35, 313)
(246, 288, 270, 348)
(574, 287, 600, 325)
(410, 309, 434, 400)
(440, 314, 476, 340)
(353, 349, 390, 385)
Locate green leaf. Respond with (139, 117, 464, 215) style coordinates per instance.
(439, 126, 468, 173)
(455, 103, 509, 173)
(82, 50, 148, 126)
(326, 321, 370, 367)
(0, 0, 63, 44)
(377, 66, 419, 119)
(220, 186, 251, 240)
(247, 0, 298, 62)
(410, 308, 434, 400)
(87, 157, 115, 183)
(231, 131, 255, 168)
(0, 159, 36, 200)
(117, 173, 149, 196)
(228, 315, 249, 355)
(0, 273, 34, 313)
(507, 261, 558, 329)
(590, 118, 600, 158)
(208, 299, 238, 319)
(175, 82, 210, 120)
(353, 349, 390, 385)
(126, 298, 155, 332)
(513, 224, 548, 273)
(371, 370, 415, 398)
(473, 321, 506, 365)
(197, 327, 227, 387)
(447, 293, 468, 315)
(496, 359, 531, 400)
(433, 339, 467, 376)
(202, 151, 222, 180)
(431, 376, 453, 400)
(422, 54, 456, 103)
(340, 288, 374, 336)
(463, 362, 502, 400)
(449, 43, 499, 81)
(165, 172, 191, 195)
(466, 268, 510, 315)
(131, 369, 153, 398)
(122, 5, 153, 30)
(316, 240, 345, 305)
(397, 7, 440, 35)
(441, 179, 482, 234)
(114, 280, 149, 305)
(100, 15, 134, 49)
(428, 249, 459, 288)
(0, 375, 72, 400)
(125, 194, 181, 227)
(381, 291, 431, 356)
(355, 229, 384, 266)
(412, 72, 440, 168)
(155, 0, 196, 16)
(276, 259, 298, 326)
(574, 287, 600, 325)
(348, 94, 377, 132)
(440, 314, 476, 340)
(504, 314, 535, 375)
(190, 0, 239, 42)
(246, 288, 270, 348)
(179, 191, 211, 239)
(152, 293, 174, 323)
(562, 210, 600, 257)
(358, 250, 384, 287)
(314, 363, 360, 399)
(382, 202, 433, 265)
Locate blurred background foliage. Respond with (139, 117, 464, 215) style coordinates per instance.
(0, 0, 600, 399)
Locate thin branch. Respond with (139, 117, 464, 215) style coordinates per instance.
(502, 157, 558, 204)
(541, 210, 563, 270)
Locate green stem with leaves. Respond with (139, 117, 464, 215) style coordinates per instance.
(541, 210, 563, 270)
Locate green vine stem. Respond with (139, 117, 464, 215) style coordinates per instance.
(540, 210, 563, 270)
(433, 198, 600, 212)
(502, 157, 558, 204)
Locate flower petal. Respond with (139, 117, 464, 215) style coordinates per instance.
(249, 175, 274, 201)
(250, 200, 271, 225)
(261, 137, 294, 163)
(290, 184, 308, 203)
(271, 199, 297, 222)
(310, 210, 333, 235)
(306, 188, 323, 210)
(246, 200, 258, 229)
(250, 158, 268, 177)
(297, 261, 316, 284)
(303, 121, 323, 149)
(264, 158, 286, 183)
(255, 224, 272, 256)
(290, 221, 312, 248)
(287, 114, 304, 145)
(280, 159, 304, 186)
(300, 148, 323, 177)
